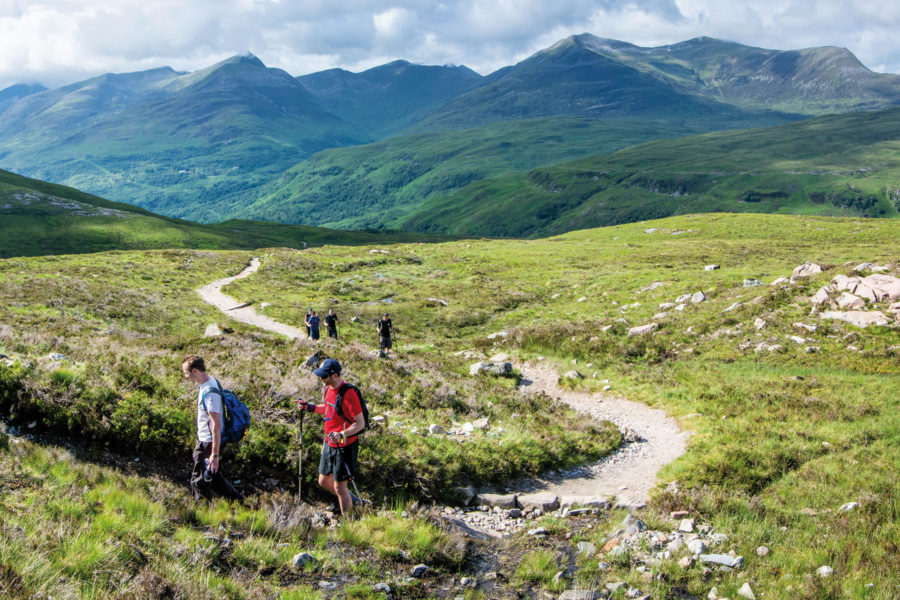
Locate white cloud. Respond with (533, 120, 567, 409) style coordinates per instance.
(0, 0, 898, 90)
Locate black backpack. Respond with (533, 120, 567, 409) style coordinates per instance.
(334, 382, 370, 433)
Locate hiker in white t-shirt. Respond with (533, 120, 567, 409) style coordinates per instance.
(182, 355, 243, 502)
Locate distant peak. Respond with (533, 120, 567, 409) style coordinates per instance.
(216, 52, 266, 69)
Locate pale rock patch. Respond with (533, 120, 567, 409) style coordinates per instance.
(793, 262, 823, 278)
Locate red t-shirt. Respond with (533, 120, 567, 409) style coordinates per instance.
(314, 382, 361, 447)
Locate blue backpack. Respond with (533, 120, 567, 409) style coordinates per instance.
(201, 380, 251, 444)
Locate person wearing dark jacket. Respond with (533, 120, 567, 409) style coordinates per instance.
(325, 309, 339, 339)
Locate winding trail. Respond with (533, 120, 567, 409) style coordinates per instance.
(504, 365, 690, 509)
(197, 257, 306, 339)
(198, 258, 690, 512)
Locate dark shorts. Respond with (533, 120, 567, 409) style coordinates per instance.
(379, 335, 392, 349)
(319, 440, 359, 482)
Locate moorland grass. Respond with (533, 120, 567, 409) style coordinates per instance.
(0, 212, 898, 597)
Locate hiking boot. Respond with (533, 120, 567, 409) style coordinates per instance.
(351, 493, 370, 507)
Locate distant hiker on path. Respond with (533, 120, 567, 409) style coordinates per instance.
(377, 313, 393, 352)
(182, 355, 243, 503)
(325, 309, 339, 339)
(307, 310, 321, 340)
(294, 358, 365, 517)
(305, 308, 313, 338)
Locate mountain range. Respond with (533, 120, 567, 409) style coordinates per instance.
(1, 34, 899, 233)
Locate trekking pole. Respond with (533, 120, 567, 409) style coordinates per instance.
(298, 410, 304, 499)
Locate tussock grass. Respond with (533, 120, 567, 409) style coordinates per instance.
(0, 212, 898, 596)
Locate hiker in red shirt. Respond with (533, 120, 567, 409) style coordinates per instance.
(295, 358, 365, 516)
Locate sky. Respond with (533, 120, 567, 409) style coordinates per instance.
(1, 0, 899, 90)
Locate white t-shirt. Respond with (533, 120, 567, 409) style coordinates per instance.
(197, 377, 223, 443)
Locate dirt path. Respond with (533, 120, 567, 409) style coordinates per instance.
(198, 259, 691, 513)
(503, 364, 690, 509)
(197, 257, 306, 339)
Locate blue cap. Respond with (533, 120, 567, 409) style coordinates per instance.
(313, 358, 342, 378)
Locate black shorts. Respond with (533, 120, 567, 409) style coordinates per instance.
(319, 440, 359, 482)
(379, 335, 392, 349)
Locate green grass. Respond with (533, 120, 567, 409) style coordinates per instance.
(0, 212, 898, 597)
(400, 107, 900, 237)
(0, 168, 454, 258)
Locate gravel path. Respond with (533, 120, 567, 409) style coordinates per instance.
(197, 257, 306, 339)
(502, 364, 691, 509)
(198, 259, 691, 531)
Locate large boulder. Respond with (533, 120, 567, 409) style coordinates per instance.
(793, 262, 823, 278)
(820, 311, 891, 328)
(469, 361, 513, 376)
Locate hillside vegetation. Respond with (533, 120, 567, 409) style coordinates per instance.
(401, 107, 900, 237)
(1, 213, 898, 598)
(245, 117, 705, 229)
(0, 168, 452, 258)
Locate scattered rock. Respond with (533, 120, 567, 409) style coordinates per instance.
(428, 424, 445, 435)
(743, 278, 763, 287)
(723, 302, 742, 312)
(688, 539, 708, 555)
(292, 552, 318, 570)
(520, 493, 560, 513)
(678, 555, 693, 568)
(477, 493, 517, 509)
(411, 564, 428, 578)
(770, 276, 790, 286)
(793, 322, 817, 333)
(699, 553, 744, 569)
(837, 292, 865, 309)
(839, 502, 859, 512)
(469, 361, 513, 376)
(473, 417, 490, 430)
(817, 565, 834, 577)
(627, 323, 659, 337)
(204, 324, 223, 337)
(793, 262, 823, 278)
(528, 527, 548, 537)
(691, 291, 707, 303)
(577, 542, 597, 558)
(754, 318, 766, 330)
(373, 582, 392, 594)
(705, 265, 720, 271)
(756, 546, 769, 556)
(559, 590, 604, 600)
(425, 297, 449, 307)
(811, 287, 831, 305)
(820, 311, 890, 328)
(563, 370, 581, 379)
(487, 330, 508, 340)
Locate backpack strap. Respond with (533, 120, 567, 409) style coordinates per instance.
(199, 380, 224, 413)
(334, 382, 355, 423)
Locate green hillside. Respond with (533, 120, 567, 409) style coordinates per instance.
(1, 213, 898, 598)
(0, 55, 365, 223)
(0, 169, 452, 258)
(243, 116, 707, 229)
(400, 107, 900, 237)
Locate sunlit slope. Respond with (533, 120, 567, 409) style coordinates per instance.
(401, 107, 900, 237)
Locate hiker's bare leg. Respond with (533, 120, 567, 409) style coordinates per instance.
(333, 479, 353, 517)
(318, 473, 335, 493)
